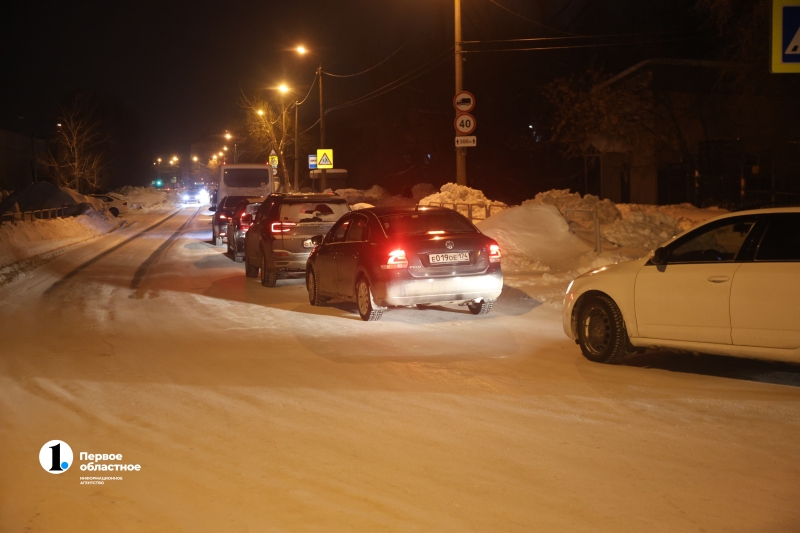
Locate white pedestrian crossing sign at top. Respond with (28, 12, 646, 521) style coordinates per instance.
(772, 0, 800, 73)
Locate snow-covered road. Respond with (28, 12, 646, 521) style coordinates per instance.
(2, 206, 799, 532)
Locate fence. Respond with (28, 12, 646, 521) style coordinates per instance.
(419, 202, 508, 223)
(0, 205, 74, 226)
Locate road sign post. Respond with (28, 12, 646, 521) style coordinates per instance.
(773, 0, 800, 73)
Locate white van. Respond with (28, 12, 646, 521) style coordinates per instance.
(217, 164, 273, 202)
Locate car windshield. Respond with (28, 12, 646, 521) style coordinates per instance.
(279, 201, 350, 223)
(379, 212, 477, 236)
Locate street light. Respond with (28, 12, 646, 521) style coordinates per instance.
(295, 45, 327, 191)
(257, 109, 264, 116)
(225, 133, 232, 140)
(193, 156, 198, 162)
(279, 84, 289, 94)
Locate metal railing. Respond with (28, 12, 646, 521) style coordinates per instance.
(563, 207, 602, 253)
(418, 202, 508, 223)
(0, 205, 75, 226)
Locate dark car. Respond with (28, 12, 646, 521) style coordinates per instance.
(305, 206, 503, 321)
(226, 198, 263, 262)
(244, 193, 351, 287)
(212, 195, 261, 246)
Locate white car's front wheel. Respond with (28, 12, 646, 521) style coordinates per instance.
(577, 295, 630, 364)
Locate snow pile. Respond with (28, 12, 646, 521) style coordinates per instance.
(116, 186, 175, 210)
(601, 210, 681, 250)
(335, 185, 390, 205)
(0, 182, 104, 214)
(419, 183, 508, 208)
(616, 203, 727, 233)
(411, 183, 436, 201)
(477, 204, 590, 273)
(0, 209, 120, 269)
(350, 203, 375, 211)
(524, 189, 621, 226)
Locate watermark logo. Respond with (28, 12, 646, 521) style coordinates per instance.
(39, 440, 73, 474)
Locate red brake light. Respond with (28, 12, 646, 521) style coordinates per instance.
(240, 213, 253, 231)
(219, 214, 227, 219)
(489, 243, 501, 263)
(381, 249, 408, 270)
(271, 221, 297, 234)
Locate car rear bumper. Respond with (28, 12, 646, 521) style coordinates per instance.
(371, 270, 503, 307)
(270, 250, 311, 271)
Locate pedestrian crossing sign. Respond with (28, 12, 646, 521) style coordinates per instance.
(772, 0, 800, 73)
(316, 149, 333, 169)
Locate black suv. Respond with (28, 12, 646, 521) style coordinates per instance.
(244, 193, 350, 287)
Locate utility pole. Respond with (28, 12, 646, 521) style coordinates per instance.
(318, 65, 327, 192)
(455, 0, 466, 186)
(294, 101, 299, 191)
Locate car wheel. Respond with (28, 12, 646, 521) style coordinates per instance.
(227, 236, 233, 254)
(307, 268, 326, 306)
(214, 233, 223, 247)
(260, 254, 277, 288)
(356, 277, 383, 321)
(467, 300, 494, 315)
(109, 207, 119, 217)
(244, 252, 259, 277)
(234, 252, 244, 263)
(577, 295, 630, 364)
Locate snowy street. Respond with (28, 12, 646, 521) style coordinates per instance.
(2, 204, 800, 532)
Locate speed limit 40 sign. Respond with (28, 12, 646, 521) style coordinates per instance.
(454, 113, 476, 135)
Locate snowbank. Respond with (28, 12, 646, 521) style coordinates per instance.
(116, 186, 176, 210)
(0, 209, 120, 269)
(477, 204, 590, 273)
(350, 203, 375, 211)
(524, 189, 621, 226)
(335, 185, 390, 205)
(419, 183, 507, 208)
(0, 182, 104, 214)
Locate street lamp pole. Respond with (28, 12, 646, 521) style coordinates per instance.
(294, 100, 300, 191)
(455, 0, 466, 186)
(318, 64, 327, 192)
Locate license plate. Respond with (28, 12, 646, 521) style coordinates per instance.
(303, 239, 315, 248)
(429, 252, 469, 264)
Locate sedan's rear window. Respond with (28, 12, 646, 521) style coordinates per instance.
(279, 201, 350, 223)
(223, 196, 248, 207)
(379, 212, 476, 237)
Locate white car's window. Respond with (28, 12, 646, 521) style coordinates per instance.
(668, 218, 756, 263)
(756, 214, 800, 261)
(279, 202, 349, 224)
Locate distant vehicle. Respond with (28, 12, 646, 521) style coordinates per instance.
(181, 188, 208, 204)
(89, 193, 129, 217)
(217, 164, 272, 204)
(212, 195, 262, 246)
(563, 208, 800, 364)
(226, 198, 264, 263)
(305, 206, 503, 321)
(244, 193, 351, 287)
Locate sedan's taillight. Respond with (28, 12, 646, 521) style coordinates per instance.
(489, 243, 501, 263)
(381, 249, 408, 270)
(240, 213, 253, 231)
(271, 221, 297, 234)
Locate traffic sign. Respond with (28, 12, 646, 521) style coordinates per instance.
(454, 113, 476, 135)
(308, 155, 317, 169)
(454, 91, 475, 113)
(316, 149, 333, 169)
(455, 136, 477, 147)
(772, 0, 800, 73)
(269, 149, 279, 168)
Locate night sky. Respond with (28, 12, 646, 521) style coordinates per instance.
(1, 0, 705, 199)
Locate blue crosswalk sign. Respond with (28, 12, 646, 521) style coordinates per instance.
(773, 1, 800, 73)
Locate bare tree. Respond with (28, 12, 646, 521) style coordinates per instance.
(240, 93, 295, 191)
(40, 95, 111, 193)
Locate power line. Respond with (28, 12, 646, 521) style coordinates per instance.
(323, 42, 408, 78)
(462, 30, 693, 45)
(460, 36, 702, 53)
(484, 0, 579, 37)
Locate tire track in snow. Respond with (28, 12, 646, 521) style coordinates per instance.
(43, 208, 184, 295)
(130, 206, 202, 298)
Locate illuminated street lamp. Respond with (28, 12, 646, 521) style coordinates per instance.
(225, 133, 232, 140)
(279, 84, 289, 94)
(192, 156, 198, 162)
(257, 109, 264, 116)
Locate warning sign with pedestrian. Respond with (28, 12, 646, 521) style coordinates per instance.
(316, 149, 333, 169)
(772, 0, 800, 73)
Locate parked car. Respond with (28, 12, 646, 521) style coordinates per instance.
(226, 198, 264, 262)
(305, 206, 503, 321)
(89, 193, 129, 217)
(563, 208, 800, 364)
(212, 195, 261, 246)
(244, 193, 351, 287)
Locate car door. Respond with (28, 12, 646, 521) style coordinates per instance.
(730, 213, 800, 349)
(336, 214, 370, 297)
(634, 216, 757, 344)
(317, 216, 351, 294)
(246, 198, 273, 259)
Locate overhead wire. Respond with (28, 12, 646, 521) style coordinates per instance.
(460, 36, 702, 53)
(462, 30, 694, 45)
(485, 0, 580, 37)
(323, 42, 408, 78)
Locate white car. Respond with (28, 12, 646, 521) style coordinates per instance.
(563, 208, 800, 364)
(90, 193, 129, 217)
